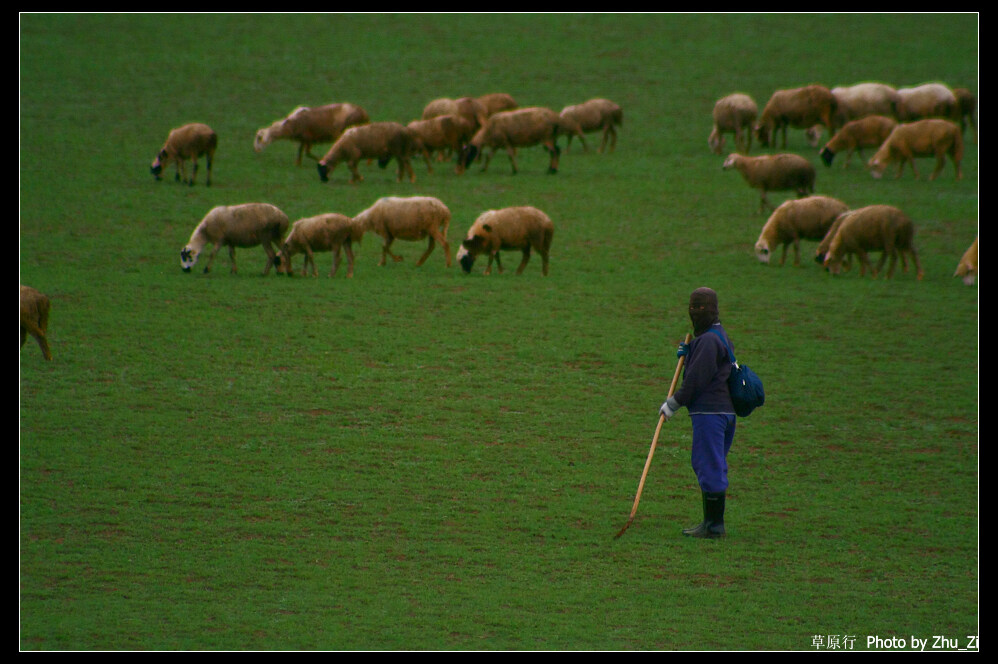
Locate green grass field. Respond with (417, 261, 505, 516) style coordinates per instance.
(20, 13, 978, 651)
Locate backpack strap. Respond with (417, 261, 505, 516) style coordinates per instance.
(707, 328, 738, 366)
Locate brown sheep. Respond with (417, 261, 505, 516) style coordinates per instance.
(477, 93, 519, 117)
(316, 122, 419, 184)
(150, 122, 217, 186)
(181, 203, 290, 275)
(457, 206, 554, 276)
(20, 285, 52, 361)
(952, 88, 977, 142)
(722, 152, 816, 213)
(755, 85, 837, 148)
(421, 96, 489, 130)
(709, 93, 757, 155)
(406, 114, 477, 173)
(754, 195, 850, 267)
(275, 213, 364, 278)
(822, 205, 923, 279)
(254, 103, 370, 166)
(559, 98, 624, 153)
(954, 236, 978, 285)
(819, 115, 898, 168)
(459, 107, 582, 175)
(353, 196, 452, 268)
(867, 119, 964, 181)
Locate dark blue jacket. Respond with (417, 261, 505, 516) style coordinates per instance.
(672, 323, 736, 415)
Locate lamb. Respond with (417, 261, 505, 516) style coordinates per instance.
(459, 106, 582, 175)
(316, 122, 419, 184)
(406, 114, 477, 173)
(254, 103, 370, 166)
(953, 236, 978, 285)
(708, 93, 757, 155)
(822, 205, 923, 280)
(477, 93, 519, 116)
(180, 203, 290, 275)
(559, 98, 624, 153)
(456, 206, 554, 276)
(866, 118, 963, 181)
(20, 285, 52, 361)
(722, 152, 816, 213)
(755, 85, 837, 149)
(150, 122, 217, 186)
(896, 83, 959, 123)
(819, 115, 898, 168)
(754, 195, 850, 267)
(952, 88, 977, 142)
(352, 196, 452, 268)
(275, 213, 364, 278)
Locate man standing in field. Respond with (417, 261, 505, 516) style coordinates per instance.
(660, 287, 737, 538)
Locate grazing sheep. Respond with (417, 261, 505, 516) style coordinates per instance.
(952, 87, 977, 142)
(708, 93, 758, 155)
(353, 196, 452, 267)
(813, 211, 855, 271)
(477, 93, 519, 117)
(819, 115, 898, 168)
(755, 85, 837, 148)
(254, 103, 370, 166)
(459, 107, 582, 175)
(830, 83, 901, 125)
(150, 122, 217, 186)
(456, 206, 554, 276)
(275, 213, 364, 278)
(20, 285, 52, 361)
(722, 152, 816, 213)
(822, 205, 923, 280)
(896, 83, 959, 123)
(559, 98, 624, 153)
(867, 119, 964, 181)
(181, 203, 290, 275)
(316, 122, 419, 184)
(754, 195, 850, 266)
(422, 96, 489, 130)
(954, 236, 978, 285)
(406, 114, 477, 173)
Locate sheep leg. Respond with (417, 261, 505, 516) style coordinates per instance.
(348, 160, 364, 183)
(260, 242, 279, 276)
(504, 146, 519, 174)
(202, 244, 223, 273)
(330, 246, 342, 278)
(205, 153, 213, 186)
(398, 157, 416, 183)
(415, 236, 436, 267)
(419, 229, 451, 267)
(22, 315, 52, 360)
(545, 143, 560, 174)
(515, 246, 533, 275)
(343, 242, 355, 278)
(930, 151, 947, 181)
(540, 248, 550, 276)
(305, 245, 317, 277)
(380, 237, 404, 265)
(296, 143, 306, 167)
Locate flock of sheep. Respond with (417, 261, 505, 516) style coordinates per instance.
(710, 82, 978, 282)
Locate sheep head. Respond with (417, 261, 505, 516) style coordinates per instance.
(180, 246, 199, 272)
(866, 156, 887, 179)
(253, 128, 272, 152)
(150, 149, 167, 179)
(754, 239, 772, 264)
(456, 229, 491, 273)
(819, 147, 835, 167)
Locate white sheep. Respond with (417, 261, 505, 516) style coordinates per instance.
(181, 203, 290, 275)
(559, 98, 624, 153)
(755, 85, 837, 148)
(459, 107, 582, 175)
(316, 122, 419, 184)
(819, 115, 898, 168)
(276, 213, 364, 278)
(754, 195, 850, 266)
(708, 93, 757, 155)
(896, 83, 959, 123)
(150, 122, 217, 186)
(20, 285, 52, 361)
(406, 114, 477, 173)
(822, 205, 923, 280)
(954, 236, 978, 285)
(254, 103, 370, 166)
(722, 152, 816, 213)
(353, 196, 452, 268)
(867, 119, 964, 181)
(456, 206, 554, 276)
(953, 87, 977, 142)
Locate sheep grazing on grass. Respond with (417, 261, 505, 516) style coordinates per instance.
(867, 119, 964, 181)
(353, 196, 452, 268)
(421, 96, 489, 130)
(709, 93, 758, 155)
(814, 212, 853, 270)
(819, 115, 897, 168)
(181, 203, 290, 275)
(254, 103, 370, 166)
(275, 213, 364, 278)
(459, 107, 582, 175)
(822, 205, 923, 280)
(559, 98, 624, 153)
(406, 114, 477, 173)
(477, 93, 519, 117)
(954, 236, 978, 285)
(755, 85, 837, 149)
(457, 206, 554, 276)
(316, 122, 419, 184)
(754, 195, 850, 267)
(953, 88, 977, 142)
(150, 122, 217, 186)
(896, 83, 959, 123)
(20, 285, 52, 361)
(722, 152, 816, 213)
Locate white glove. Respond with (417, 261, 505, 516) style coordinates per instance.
(660, 399, 676, 420)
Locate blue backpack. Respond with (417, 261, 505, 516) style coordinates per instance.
(708, 328, 765, 418)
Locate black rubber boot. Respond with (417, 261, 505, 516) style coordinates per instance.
(682, 491, 726, 538)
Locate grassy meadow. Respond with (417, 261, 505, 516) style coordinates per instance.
(19, 13, 978, 651)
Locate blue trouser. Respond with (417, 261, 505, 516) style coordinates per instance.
(690, 413, 736, 493)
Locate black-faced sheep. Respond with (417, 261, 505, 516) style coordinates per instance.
(954, 236, 978, 285)
(708, 93, 757, 155)
(559, 98, 623, 153)
(822, 205, 923, 280)
(275, 213, 364, 278)
(459, 107, 581, 175)
(150, 122, 217, 186)
(819, 115, 898, 168)
(754, 195, 850, 267)
(353, 196, 452, 268)
(181, 203, 290, 275)
(722, 152, 816, 213)
(406, 114, 477, 173)
(866, 119, 964, 181)
(456, 206, 554, 276)
(896, 83, 959, 123)
(20, 285, 52, 361)
(952, 88, 977, 142)
(755, 85, 837, 149)
(254, 103, 370, 166)
(316, 122, 419, 184)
